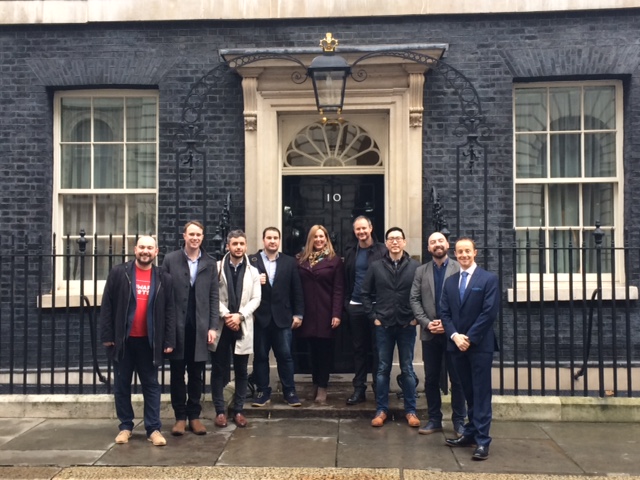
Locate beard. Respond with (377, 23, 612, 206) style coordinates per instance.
(136, 255, 154, 266)
(430, 247, 447, 260)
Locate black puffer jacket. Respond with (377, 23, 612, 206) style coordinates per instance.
(360, 252, 419, 327)
(99, 260, 176, 367)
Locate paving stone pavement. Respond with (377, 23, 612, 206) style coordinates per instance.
(1, 382, 639, 479)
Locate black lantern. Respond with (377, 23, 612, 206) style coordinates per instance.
(307, 33, 351, 115)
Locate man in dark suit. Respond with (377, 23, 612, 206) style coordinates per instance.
(410, 231, 466, 437)
(163, 221, 218, 436)
(441, 237, 499, 461)
(250, 227, 305, 407)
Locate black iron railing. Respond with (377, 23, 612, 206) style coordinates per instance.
(0, 228, 638, 397)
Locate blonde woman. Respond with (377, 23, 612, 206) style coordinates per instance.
(296, 225, 344, 404)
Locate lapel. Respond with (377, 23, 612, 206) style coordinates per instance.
(425, 261, 436, 300)
(251, 252, 272, 289)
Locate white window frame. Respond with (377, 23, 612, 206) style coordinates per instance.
(45, 89, 159, 307)
(511, 80, 635, 301)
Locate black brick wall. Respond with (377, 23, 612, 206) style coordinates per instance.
(1, 10, 640, 390)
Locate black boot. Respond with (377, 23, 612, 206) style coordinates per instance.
(346, 389, 366, 405)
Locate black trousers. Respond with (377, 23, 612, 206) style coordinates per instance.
(170, 322, 205, 420)
(346, 303, 378, 392)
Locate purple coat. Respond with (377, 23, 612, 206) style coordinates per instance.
(297, 255, 345, 339)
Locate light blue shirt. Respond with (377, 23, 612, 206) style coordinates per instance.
(183, 248, 201, 286)
(260, 250, 278, 286)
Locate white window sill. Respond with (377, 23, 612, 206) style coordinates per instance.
(39, 292, 103, 309)
(507, 285, 638, 302)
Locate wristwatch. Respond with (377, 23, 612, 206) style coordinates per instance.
(238, 313, 245, 322)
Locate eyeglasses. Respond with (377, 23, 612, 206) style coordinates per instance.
(386, 236, 404, 243)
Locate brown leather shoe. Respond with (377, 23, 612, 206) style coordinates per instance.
(171, 420, 186, 436)
(233, 412, 248, 428)
(214, 413, 227, 428)
(189, 418, 207, 435)
(371, 411, 387, 427)
(406, 413, 421, 428)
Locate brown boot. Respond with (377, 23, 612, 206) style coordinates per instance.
(314, 387, 328, 405)
(171, 420, 186, 436)
(189, 418, 207, 435)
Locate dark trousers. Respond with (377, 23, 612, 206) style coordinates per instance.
(253, 320, 296, 395)
(422, 335, 466, 424)
(451, 349, 494, 447)
(113, 336, 161, 436)
(170, 323, 205, 420)
(346, 303, 378, 392)
(210, 327, 248, 415)
(307, 337, 334, 388)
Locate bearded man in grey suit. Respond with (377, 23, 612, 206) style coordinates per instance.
(410, 231, 466, 437)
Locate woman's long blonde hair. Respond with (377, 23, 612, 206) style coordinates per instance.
(297, 224, 337, 264)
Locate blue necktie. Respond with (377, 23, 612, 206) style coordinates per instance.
(459, 271, 468, 301)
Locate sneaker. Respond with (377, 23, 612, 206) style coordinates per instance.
(371, 411, 387, 427)
(419, 420, 444, 435)
(453, 421, 465, 438)
(115, 430, 132, 444)
(252, 390, 271, 407)
(284, 391, 302, 407)
(406, 413, 421, 428)
(147, 430, 167, 446)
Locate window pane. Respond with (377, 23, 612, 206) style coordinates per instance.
(549, 184, 579, 226)
(583, 183, 614, 227)
(127, 144, 156, 188)
(61, 144, 91, 188)
(94, 98, 124, 142)
(62, 195, 93, 236)
(96, 236, 124, 280)
(516, 134, 546, 178)
(63, 236, 93, 281)
(126, 97, 157, 142)
(94, 144, 124, 188)
(584, 232, 612, 274)
(550, 87, 580, 131)
(515, 88, 546, 132)
(128, 194, 156, 234)
(549, 229, 580, 274)
(584, 86, 615, 130)
(516, 184, 545, 227)
(585, 132, 616, 177)
(515, 231, 542, 274)
(96, 195, 126, 235)
(61, 98, 91, 142)
(550, 133, 580, 177)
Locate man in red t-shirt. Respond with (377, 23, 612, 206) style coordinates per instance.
(100, 236, 176, 447)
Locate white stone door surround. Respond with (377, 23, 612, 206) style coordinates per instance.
(222, 43, 448, 257)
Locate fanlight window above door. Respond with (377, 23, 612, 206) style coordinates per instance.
(285, 120, 382, 168)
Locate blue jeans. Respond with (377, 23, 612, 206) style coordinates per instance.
(253, 321, 296, 395)
(374, 324, 417, 414)
(113, 337, 161, 436)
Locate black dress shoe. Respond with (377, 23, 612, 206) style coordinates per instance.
(445, 435, 477, 447)
(346, 391, 366, 405)
(472, 445, 489, 460)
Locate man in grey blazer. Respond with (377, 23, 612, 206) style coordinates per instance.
(410, 231, 466, 437)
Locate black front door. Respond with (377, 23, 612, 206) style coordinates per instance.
(282, 174, 384, 373)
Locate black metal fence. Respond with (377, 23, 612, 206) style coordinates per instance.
(0, 228, 638, 397)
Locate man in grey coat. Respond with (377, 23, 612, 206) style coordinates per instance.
(162, 221, 219, 436)
(410, 231, 466, 437)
